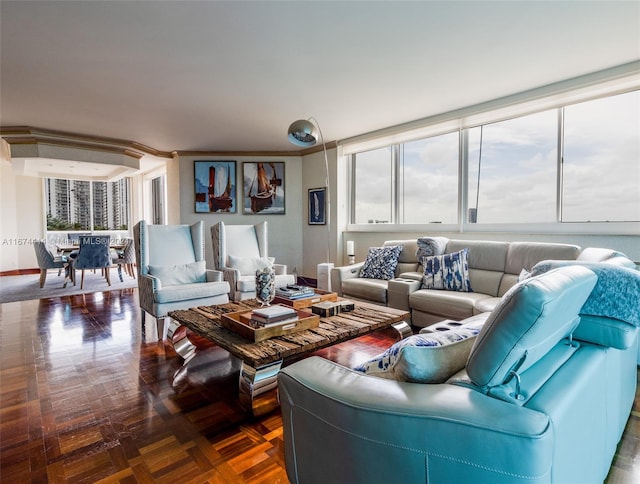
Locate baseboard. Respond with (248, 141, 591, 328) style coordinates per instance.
(0, 268, 39, 276)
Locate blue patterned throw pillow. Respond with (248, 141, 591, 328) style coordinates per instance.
(360, 245, 403, 280)
(421, 248, 472, 292)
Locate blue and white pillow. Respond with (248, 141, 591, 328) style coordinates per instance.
(421, 248, 472, 292)
(354, 319, 484, 383)
(360, 245, 403, 280)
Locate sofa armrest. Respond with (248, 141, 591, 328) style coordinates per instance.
(387, 278, 422, 311)
(138, 273, 161, 313)
(279, 357, 552, 484)
(330, 262, 364, 296)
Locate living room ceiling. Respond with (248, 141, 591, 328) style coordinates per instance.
(1, 1, 639, 154)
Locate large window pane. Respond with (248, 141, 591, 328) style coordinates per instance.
(562, 91, 640, 222)
(468, 110, 557, 223)
(401, 132, 459, 224)
(354, 147, 393, 223)
(45, 178, 130, 231)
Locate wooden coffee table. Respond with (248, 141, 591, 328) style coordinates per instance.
(168, 299, 411, 416)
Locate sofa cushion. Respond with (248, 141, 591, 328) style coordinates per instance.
(228, 255, 273, 276)
(466, 266, 598, 389)
(361, 245, 403, 280)
(421, 249, 472, 292)
(574, 315, 638, 350)
(148, 260, 206, 286)
(445, 240, 509, 296)
(342, 278, 389, 304)
(154, 281, 227, 304)
(354, 314, 488, 383)
(410, 289, 493, 320)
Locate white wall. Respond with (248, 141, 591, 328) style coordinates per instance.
(176, 154, 305, 277)
(0, 156, 45, 271)
(300, 147, 339, 278)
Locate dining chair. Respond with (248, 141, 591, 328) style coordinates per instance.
(33, 241, 67, 288)
(72, 235, 113, 289)
(113, 237, 136, 281)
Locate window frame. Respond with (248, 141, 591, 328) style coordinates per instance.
(345, 83, 640, 236)
(43, 177, 132, 235)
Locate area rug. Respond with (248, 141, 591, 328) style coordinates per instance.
(0, 272, 138, 303)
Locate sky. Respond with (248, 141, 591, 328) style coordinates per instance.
(354, 90, 639, 225)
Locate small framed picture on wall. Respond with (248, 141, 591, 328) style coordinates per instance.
(308, 187, 326, 225)
(194, 160, 237, 213)
(242, 162, 285, 214)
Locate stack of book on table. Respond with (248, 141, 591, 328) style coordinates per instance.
(246, 305, 298, 327)
(221, 304, 320, 342)
(275, 285, 316, 300)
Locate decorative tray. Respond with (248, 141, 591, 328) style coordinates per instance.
(272, 289, 338, 309)
(220, 306, 320, 342)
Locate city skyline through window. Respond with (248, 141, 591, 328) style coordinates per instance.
(45, 178, 130, 231)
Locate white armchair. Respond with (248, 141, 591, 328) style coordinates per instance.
(211, 221, 295, 301)
(134, 220, 230, 339)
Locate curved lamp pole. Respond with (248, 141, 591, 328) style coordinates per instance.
(287, 117, 331, 265)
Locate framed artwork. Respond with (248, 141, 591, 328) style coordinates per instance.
(242, 162, 285, 214)
(308, 187, 326, 225)
(194, 161, 237, 213)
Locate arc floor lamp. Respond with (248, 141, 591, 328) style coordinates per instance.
(287, 117, 333, 290)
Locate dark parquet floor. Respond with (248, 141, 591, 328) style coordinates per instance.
(0, 288, 638, 483)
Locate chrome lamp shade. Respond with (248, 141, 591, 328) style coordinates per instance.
(287, 119, 319, 147)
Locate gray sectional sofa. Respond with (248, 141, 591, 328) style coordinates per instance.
(331, 238, 636, 327)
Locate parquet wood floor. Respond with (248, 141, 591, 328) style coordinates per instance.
(0, 289, 638, 483)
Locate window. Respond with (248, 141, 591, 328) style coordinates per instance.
(348, 88, 639, 229)
(468, 110, 558, 224)
(45, 178, 130, 231)
(562, 90, 640, 222)
(353, 147, 393, 224)
(401, 132, 459, 224)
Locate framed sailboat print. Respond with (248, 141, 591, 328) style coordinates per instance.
(242, 162, 285, 214)
(194, 161, 237, 213)
(308, 187, 326, 225)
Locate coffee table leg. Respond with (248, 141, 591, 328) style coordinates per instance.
(392, 320, 412, 339)
(239, 360, 282, 417)
(167, 319, 197, 362)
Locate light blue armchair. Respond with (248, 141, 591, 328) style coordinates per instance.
(279, 266, 639, 483)
(134, 221, 230, 339)
(211, 221, 295, 301)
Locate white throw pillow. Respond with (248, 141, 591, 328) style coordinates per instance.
(228, 255, 273, 276)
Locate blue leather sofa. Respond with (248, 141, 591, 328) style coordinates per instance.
(279, 265, 639, 483)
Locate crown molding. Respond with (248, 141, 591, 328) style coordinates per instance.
(0, 126, 173, 159)
(173, 149, 302, 157)
(0, 126, 334, 158)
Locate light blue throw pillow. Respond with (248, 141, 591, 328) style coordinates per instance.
(148, 260, 207, 286)
(360, 245, 403, 280)
(421, 248, 472, 292)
